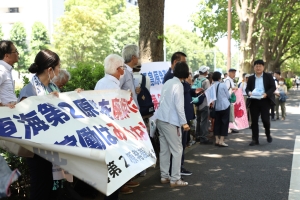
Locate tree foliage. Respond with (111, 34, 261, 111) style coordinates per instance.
(165, 25, 225, 72)
(192, 0, 300, 73)
(0, 24, 3, 40)
(53, 6, 110, 68)
(30, 22, 50, 54)
(10, 22, 30, 72)
(109, 6, 139, 55)
(64, 0, 126, 19)
(64, 62, 104, 91)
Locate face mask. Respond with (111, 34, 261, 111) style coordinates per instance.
(49, 69, 57, 82)
(279, 81, 284, 85)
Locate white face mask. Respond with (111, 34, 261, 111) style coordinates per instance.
(279, 81, 284, 85)
(48, 69, 57, 82)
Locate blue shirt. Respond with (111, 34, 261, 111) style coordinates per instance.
(214, 81, 230, 111)
(254, 73, 265, 94)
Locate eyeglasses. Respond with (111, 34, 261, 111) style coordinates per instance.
(10, 49, 19, 54)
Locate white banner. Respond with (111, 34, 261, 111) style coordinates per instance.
(0, 90, 156, 196)
(140, 62, 170, 109)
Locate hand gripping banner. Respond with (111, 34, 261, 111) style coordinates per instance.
(0, 90, 156, 195)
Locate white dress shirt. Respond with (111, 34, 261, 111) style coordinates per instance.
(94, 74, 120, 90)
(239, 82, 247, 95)
(133, 72, 151, 91)
(224, 77, 235, 90)
(156, 77, 187, 127)
(0, 60, 17, 104)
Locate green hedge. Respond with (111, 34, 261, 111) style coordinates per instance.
(285, 78, 293, 90)
(63, 62, 105, 91)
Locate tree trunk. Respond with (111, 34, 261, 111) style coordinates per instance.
(138, 0, 164, 63)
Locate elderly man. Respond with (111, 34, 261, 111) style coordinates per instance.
(0, 40, 19, 108)
(246, 60, 276, 146)
(94, 54, 139, 198)
(52, 69, 71, 90)
(120, 44, 140, 108)
(95, 54, 125, 90)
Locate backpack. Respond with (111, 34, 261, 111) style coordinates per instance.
(191, 77, 207, 106)
(279, 92, 287, 102)
(137, 74, 155, 117)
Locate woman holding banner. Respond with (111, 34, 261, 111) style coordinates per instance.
(212, 71, 230, 147)
(156, 62, 190, 188)
(18, 50, 74, 200)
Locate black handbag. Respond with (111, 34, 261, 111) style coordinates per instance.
(210, 83, 220, 119)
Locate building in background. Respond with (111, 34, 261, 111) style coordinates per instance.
(0, 0, 64, 41)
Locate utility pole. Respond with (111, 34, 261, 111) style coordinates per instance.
(227, 0, 231, 72)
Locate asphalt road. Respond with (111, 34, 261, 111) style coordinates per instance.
(118, 88, 300, 200)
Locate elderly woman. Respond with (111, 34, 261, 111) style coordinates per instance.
(212, 71, 230, 147)
(19, 50, 68, 200)
(156, 62, 190, 187)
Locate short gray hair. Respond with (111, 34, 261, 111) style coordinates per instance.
(104, 54, 124, 75)
(122, 44, 139, 63)
(53, 69, 71, 83)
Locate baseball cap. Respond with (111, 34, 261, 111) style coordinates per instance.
(245, 74, 250, 78)
(199, 66, 209, 73)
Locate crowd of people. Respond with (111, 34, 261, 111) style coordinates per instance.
(0, 39, 290, 199)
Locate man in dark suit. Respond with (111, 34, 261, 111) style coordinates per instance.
(246, 60, 276, 146)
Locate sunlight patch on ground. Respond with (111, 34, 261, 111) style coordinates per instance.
(231, 138, 246, 142)
(209, 168, 222, 172)
(286, 106, 300, 114)
(200, 154, 223, 158)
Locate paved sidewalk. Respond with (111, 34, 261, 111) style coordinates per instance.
(119, 90, 300, 200)
(90, 89, 300, 200)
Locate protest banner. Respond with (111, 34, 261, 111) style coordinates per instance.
(229, 88, 249, 130)
(140, 62, 170, 110)
(0, 90, 156, 196)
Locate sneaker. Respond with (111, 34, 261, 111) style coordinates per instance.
(125, 180, 140, 188)
(120, 186, 133, 194)
(170, 179, 188, 188)
(181, 168, 192, 176)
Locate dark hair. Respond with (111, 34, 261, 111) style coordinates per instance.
(224, 73, 228, 76)
(212, 71, 221, 81)
(29, 50, 60, 75)
(275, 71, 281, 75)
(242, 73, 247, 77)
(0, 40, 14, 59)
(171, 52, 186, 65)
(173, 62, 189, 79)
(193, 74, 199, 82)
(254, 59, 264, 66)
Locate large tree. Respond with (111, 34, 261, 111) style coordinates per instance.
(138, 0, 164, 63)
(53, 6, 110, 68)
(192, 0, 300, 73)
(10, 22, 30, 73)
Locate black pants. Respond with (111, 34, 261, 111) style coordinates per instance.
(213, 106, 230, 137)
(270, 104, 275, 119)
(27, 154, 53, 200)
(250, 99, 271, 142)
